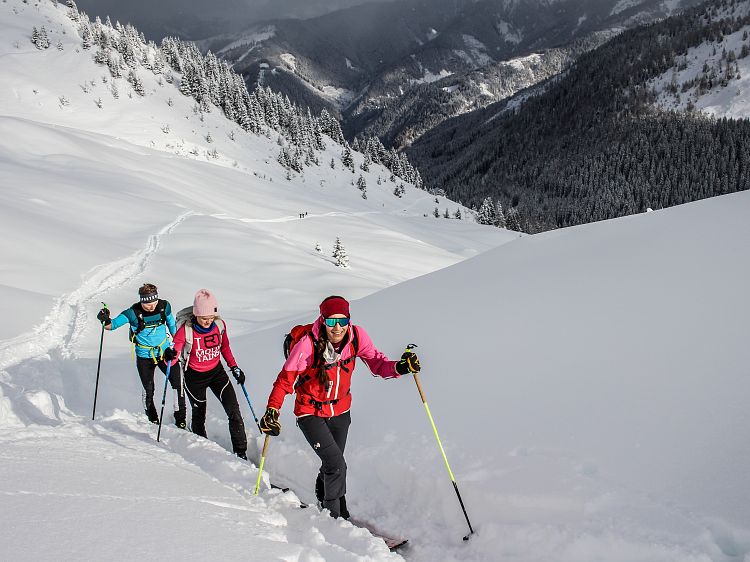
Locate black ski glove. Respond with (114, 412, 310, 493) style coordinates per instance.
(97, 308, 110, 324)
(395, 351, 420, 375)
(230, 366, 245, 385)
(260, 407, 281, 436)
(163, 347, 177, 362)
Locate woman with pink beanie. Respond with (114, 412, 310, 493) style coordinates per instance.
(259, 295, 421, 520)
(171, 289, 248, 459)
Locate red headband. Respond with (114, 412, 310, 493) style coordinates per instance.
(319, 296, 350, 318)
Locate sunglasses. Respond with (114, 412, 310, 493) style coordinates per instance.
(324, 317, 350, 327)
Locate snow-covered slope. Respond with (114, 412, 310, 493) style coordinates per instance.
(2, 2, 749, 562)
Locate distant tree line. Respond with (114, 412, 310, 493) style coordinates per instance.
(408, 0, 750, 232)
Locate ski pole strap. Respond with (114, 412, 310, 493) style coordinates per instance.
(254, 434, 270, 495)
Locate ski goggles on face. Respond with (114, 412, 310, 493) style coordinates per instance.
(324, 317, 350, 327)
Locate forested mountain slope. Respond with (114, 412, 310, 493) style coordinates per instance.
(407, 0, 750, 232)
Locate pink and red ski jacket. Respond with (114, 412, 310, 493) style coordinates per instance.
(267, 318, 399, 417)
(172, 322, 237, 373)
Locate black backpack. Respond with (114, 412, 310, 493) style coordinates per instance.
(129, 299, 168, 340)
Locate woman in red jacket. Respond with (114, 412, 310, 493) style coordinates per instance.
(260, 295, 420, 519)
(171, 289, 248, 459)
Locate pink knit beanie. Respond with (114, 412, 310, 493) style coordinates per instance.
(193, 289, 218, 316)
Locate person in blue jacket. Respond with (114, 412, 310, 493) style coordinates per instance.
(97, 283, 186, 427)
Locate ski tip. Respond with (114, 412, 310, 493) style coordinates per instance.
(385, 538, 408, 551)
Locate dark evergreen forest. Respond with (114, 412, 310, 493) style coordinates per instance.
(408, 0, 750, 232)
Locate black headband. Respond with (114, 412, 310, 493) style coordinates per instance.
(140, 293, 158, 303)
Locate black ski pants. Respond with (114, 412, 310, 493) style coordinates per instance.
(184, 364, 247, 454)
(136, 357, 186, 423)
(297, 411, 351, 518)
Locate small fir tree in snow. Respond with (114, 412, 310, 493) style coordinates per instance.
(356, 175, 367, 199)
(433, 207, 440, 218)
(107, 53, 122, 78)
(342, 146, 353, 170)
(205, 131, 213, 143)
(454, 208, 462, 220)
(477, 197, 497, 226)
(330, 158, 335, 169)
(315, 242, 321, 253)
(506, 207, 522, 232)
(360, 153, 371, 172)
(94, 49, 108, 65)
(332, 237, 349, 268)
(32, 26, 50, 49)
(443, 208, 450, 218)
(127, 70, 145, 96)
(495, 200, 507, 228)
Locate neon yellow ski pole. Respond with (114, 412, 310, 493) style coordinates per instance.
(254, 434, 270, 495)
(406, 344, 475, 540)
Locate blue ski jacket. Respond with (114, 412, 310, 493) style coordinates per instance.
(109, 300, 177, 360)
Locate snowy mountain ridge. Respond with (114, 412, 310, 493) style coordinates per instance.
(208, 0, 704, 143)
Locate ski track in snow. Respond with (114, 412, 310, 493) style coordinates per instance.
(0, 211, 195, 374)
(209, 209, 378, 223)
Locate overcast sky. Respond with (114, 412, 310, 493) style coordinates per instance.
(73, 0, 398, 40)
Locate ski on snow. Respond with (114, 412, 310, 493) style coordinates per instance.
(270, 486, 408, 551)
(349, 518, 408, 551)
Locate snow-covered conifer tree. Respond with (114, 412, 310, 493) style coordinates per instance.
(127, 69, 145, 96)
(356, 175, 367, 199)
(477, 197, 497, 226)
(342, 146, 353, 170)
(333, 237, 349, 268)
(495, 201, 507, 228)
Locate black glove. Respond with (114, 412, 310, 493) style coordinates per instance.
(97, 308, 110, 324)
(260, 407, 281, 436)
(230, 365, 245, 385)
(395, 351, 420, 375)
(163, 347, 177, 362)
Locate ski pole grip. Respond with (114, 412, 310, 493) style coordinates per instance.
(412, 373, 427, 403)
